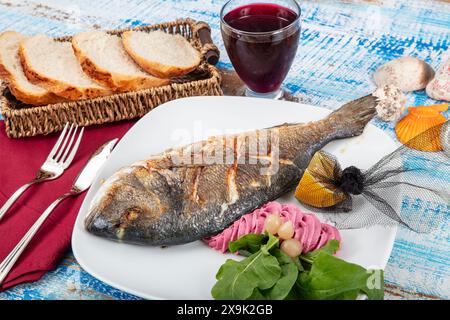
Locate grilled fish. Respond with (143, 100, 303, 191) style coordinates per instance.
(85, 95, 377, 245)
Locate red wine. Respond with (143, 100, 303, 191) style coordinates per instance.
(222, 3, 300, 93)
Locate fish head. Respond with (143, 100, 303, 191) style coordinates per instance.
(84, 165, 178, 245)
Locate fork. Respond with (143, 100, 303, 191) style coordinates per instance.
(0, 138, 117, 286)
(0, 123, 84, 222)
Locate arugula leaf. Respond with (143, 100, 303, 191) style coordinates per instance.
(332, 290, 359, 300)
(260, 233, 279, 255)
(211, 235, 384, 301)
(264, 249, 299, 300)
(300, 239, 340, 265)
(294, 251, 384, 300)
(215, 258, 237, 281)
(229, 233, 268, 256)
(363, 269, 384, 300)
(248, 288, 266, 300)
(211, 234, 281, 300)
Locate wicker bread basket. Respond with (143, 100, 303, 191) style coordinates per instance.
(0, 19, 223, 138)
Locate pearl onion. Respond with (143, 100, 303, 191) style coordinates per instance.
(278, 221, 294, 240)
(264, 214, 282, 235)
(281, 239, 302, 258)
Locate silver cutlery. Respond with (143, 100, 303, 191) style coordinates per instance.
(0, 123, 84, 222)
(0, 138, 118, 285)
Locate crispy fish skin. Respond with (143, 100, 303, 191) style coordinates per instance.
(85, 95, 376, 245)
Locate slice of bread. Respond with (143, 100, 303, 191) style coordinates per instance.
(72, 31, 169, 92)
(0, 31, 63, 105)
(19, 34, 112, 100)
(122, 30, 201, 78)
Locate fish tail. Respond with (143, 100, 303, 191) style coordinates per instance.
(326, 94, 377, 138)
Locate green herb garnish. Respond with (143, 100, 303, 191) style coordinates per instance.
(228, 233, 268, 257)
(211, 234, 281, 300)
(211, 234, 384, 300)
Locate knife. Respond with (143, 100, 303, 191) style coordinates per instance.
(0, 138, 118, 285)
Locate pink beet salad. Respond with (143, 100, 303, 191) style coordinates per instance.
(204, 201, 341, 253)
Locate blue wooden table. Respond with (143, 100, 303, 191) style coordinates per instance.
(0, 0, 449, 300)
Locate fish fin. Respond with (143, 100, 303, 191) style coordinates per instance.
(265, 122, 303, 129)
(327, 94, 377, 138)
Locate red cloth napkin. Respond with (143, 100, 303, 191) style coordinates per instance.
(0, 120, 135, 290)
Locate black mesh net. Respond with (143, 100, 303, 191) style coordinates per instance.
(297, 120, 450, 233)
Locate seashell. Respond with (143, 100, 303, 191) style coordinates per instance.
(374, 57, 435, 92)
(426, 55, 450, 102)
(395, 104, 448, 151)
(442, 121, 450, 158)
(372, 85, 406, 122)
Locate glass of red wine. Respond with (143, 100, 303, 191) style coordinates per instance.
(220, 0, 301, 99)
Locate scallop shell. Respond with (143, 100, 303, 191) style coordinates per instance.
(442, 121, 450, 158)
(374, 57, 435, 92)
(395, 104, 448, 151)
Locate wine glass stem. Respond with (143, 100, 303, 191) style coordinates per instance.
(245, 87, 284, 100)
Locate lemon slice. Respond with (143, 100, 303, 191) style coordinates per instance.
(295, 152, 347, 208)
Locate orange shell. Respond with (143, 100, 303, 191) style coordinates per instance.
(395, 104, 448, 152)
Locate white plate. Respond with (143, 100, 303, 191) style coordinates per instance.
(72, 96, 398, 300)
